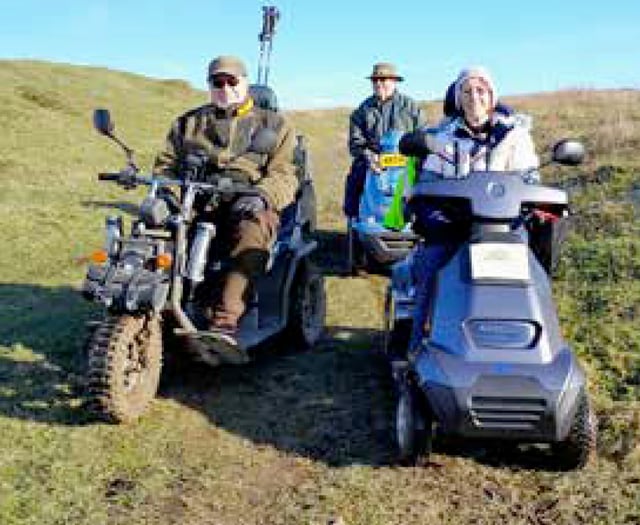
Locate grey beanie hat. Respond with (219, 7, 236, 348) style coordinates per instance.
(454, 66, 497, 110)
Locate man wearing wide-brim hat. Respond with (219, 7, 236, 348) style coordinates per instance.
(343, 62, 424, 218)
(367, 62, 404, 81)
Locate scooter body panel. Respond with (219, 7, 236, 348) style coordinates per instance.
(415, 344, 585, 441)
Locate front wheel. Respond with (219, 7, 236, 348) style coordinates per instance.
(552, 389, 597, 469)
(396, 377, 432, 465)
(287, 262, 326, 348)
(87, 314, 163, 423)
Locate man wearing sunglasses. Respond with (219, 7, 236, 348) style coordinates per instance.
(344, 62, 425, 218)
(153, 55, 297, 338)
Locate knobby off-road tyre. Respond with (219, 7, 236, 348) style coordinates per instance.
(553, 389, 597, 470)
(87, 314, 163, 423)
(287, 262, 326, 349)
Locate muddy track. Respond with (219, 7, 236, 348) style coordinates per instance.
(160, 232, 394, 467)
(154, 259, 638, 524)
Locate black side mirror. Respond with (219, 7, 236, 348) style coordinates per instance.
(93, 108, 114, 136)
(250, 127, 278, 155)
(552, 139, 585, 166)
(92, 108, 137, 169)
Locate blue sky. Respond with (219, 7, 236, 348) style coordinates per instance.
(2, 0, 639, 109)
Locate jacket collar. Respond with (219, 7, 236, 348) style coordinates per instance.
(453, 112, 514, 147)
(373, 89, 399, 108)
(211, 97, 255, 119)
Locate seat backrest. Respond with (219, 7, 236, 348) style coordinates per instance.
(249, 84, 279, 112)
(293, 134, 311, 184)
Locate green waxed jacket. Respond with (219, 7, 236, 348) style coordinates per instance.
(349, 90, 425, 161)
(153, 99, 297, 212)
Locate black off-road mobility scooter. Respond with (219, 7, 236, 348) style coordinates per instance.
(82, 107, 325, 423)
(385, 135, 597, 469)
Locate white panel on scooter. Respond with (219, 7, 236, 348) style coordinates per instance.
(470, 243, 530, 281)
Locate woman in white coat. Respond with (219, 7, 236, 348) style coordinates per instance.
(406, 66, 540, 352)
(423, 66, 538, 177)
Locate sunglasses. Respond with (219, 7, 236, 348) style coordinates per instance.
(371, 77, 394, 83)
(209, 75, 240, 89)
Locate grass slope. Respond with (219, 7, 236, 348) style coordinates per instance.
(0, 60, 639, 524)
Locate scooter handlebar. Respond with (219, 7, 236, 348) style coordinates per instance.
(97, 173, 122, 181)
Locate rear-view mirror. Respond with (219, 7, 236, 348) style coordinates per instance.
(552, 139, 585, 166)
(93, 108, 114, 136)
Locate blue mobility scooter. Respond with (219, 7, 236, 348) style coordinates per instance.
(386, 139, 597, 469)
(347, 130, 419, 273)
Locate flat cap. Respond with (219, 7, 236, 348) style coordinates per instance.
(208, 55, 248, 80)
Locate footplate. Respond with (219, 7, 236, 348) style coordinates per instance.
(175, 328, 250, 365)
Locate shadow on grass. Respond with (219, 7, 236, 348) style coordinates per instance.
(0, 283, 97, 425)
(160, 331, 601, 471)
(0, 283, 397, 466)
(311, 228, 393, 278)
(0, 283, 608, 471)
(430, 437, 586, 472)
(311, 228, 351, 277)
(160, 326, 399, 467)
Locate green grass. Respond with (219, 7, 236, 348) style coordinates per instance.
(1, 59, 639, 524)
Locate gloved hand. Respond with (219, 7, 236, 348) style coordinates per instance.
(399, 130, 436, 157)
(532, 208, 560, 223)
(183, 149, 210, 181)
(365, 151, 381, 174)
(232, 195, 268, 216)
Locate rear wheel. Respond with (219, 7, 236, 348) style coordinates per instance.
(87, 314, 162, 423)
(288, 262, 326, 348)
(346, 222, 367, 275)
(383, 287, 412, 360)
(553, 389, 597, 469)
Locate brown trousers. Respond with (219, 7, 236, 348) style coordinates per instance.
(212, 209, 279, 328)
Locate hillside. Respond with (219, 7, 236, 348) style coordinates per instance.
(0, 60, 639, 524)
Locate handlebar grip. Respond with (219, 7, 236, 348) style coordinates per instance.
(533, 209, 561, 223)
(399, 131, 434, 157)
(98, 173, 122, 181)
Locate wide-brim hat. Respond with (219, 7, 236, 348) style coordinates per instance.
(208, 55, 248, 80)
(367, 62, 404, 81)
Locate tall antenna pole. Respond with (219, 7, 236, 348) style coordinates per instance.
(257, 5, 280, 85)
